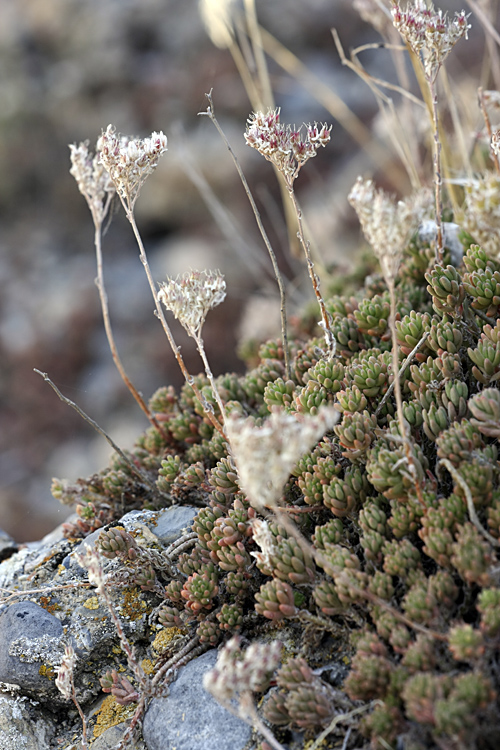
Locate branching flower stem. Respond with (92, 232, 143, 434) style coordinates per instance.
(200, 91, 291, 380)
(33, 369, 158, 493)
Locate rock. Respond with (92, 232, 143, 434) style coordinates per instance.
(0, 601, 63, 695)
(0, 693, 54, 750)
(142, 649, 252, 750)
(0, 529, 17, 562)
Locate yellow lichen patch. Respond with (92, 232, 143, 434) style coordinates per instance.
(118, 588, 149, 621)
(83, 596, 100, 610)
(39, 664, 55, 680)
(92, 695, 135, 738)
(141, 658, 155, 675)
(152, 627, 185, 654)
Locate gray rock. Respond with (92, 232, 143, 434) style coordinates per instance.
(0, 528, 17, 562)
(90, 721, 145, 750)
(143, 649, 252, 750)
(0, 601, 63, 693)
(121, 506, 198, 545)
(0, 693, 54, 750)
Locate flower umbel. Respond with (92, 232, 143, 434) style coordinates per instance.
(158, 269, 226, 337)
(348, 177, 426, 284)
(99, 124, 168, 206)
(391, 1, 470, 82)
(69, 141, 115, 225)
(244, 109, 331, 183)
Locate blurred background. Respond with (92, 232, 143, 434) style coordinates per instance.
(0, 0, 490, 541)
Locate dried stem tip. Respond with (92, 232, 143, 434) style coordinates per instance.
(158, 269, 226, 336)
(391, 1, 470, 81)
(245, 108, 331, 182)
(99, 124, 168, 204)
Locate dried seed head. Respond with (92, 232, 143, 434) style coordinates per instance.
(158, 269, 226, 336)
(225, 406, 338, 511)
(69, 140, 115, 225)
(348, 177, 427, 284)
(76, 544, 105, 592)
(55, 644, 77, 700)
(391, 1, 470, 81)
(99, 125, 168, 205)
(245, 108, 331, 182)
(203, 635, 282, 702)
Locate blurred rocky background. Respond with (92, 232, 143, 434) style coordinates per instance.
(0, 0, 487, 541)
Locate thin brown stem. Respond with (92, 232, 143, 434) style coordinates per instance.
(478, 86, 500, 174)
(375, 331, 429, 417)
(123, 203, 225, 439)
(93, 217, 171, 443)
(192, 331, 227, 425)
(387, 281, 426, 509)
(440, 458, 500, 548)
(200, 92, 291, 380)
(33, 369, 158, 493)
(286, 184, 335, 354)
(428, 75, 444, 264)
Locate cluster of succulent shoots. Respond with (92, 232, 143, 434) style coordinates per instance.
(53, 231, 500, 748)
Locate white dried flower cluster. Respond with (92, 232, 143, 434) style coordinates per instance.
(245, 109, 331, 182)
(158, 269, 226, 336)
(199, 0, 235, 49)
(250, 518, 278, 570)
(462, 173, 500, 257)
(225, 407, 338, 511)
(391, 1, 470, 81)
(99, 124, 168, 204)
(69, 140, 115, 224)
(348, 177, 426, 284)
(491, 130, 500, 157)
(55, 644, 77, 700)
(76, 544, 105, 592)
(203, 635, 281, 702)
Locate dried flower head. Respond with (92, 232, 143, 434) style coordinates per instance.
(250, 518, 279, 569)
(391, 1, 471, 81)
(245, 109, 331, 183)
(99, 124, 168, 205)
(199, 0, 235, 49)
(203, 635, 282, 703)
(491, 130, 500, 157)
(158, 269, 226, 337)
(348, 177, 426, 284)
(55, 643, 77, 700)
(76, 544, 106, 592)
(69, 141, 115, 225)
(462, 173, 500, 257)
(225, 406, 338, 511)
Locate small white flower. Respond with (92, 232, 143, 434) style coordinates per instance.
(158, 269, 226, 336)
